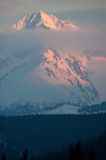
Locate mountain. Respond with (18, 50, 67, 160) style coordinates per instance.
(0, 48, 99, 115)
(1, 11, 105, 115)
(12, 11, 79, 31)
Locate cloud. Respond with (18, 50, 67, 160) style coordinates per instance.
(0, 0, 35, 10)
(1, 0, 106, 12)
(0, 28, 106, 57)
(93, 55, 106, 61)
(39, 0, 106, 9)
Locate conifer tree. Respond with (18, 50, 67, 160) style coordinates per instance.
(88, 149, 96, 160)
(68, 141, 86, 160)
(1, 153, 7, 160)
(20, 148, 28, 160)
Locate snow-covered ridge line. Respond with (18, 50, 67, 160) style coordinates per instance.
(12, 11, 79, 31)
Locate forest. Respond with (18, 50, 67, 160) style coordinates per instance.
(0, 114, 106, 160)
(1, 131, 106, 160)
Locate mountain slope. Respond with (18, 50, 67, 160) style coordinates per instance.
(12, 11, 79, 31)
(0, 48, 99, 115)
(35, 49, 98, 105)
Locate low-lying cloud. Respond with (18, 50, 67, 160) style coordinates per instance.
(0, 29, 106, 57)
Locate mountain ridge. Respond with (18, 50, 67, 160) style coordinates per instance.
(12, 11, 79, 31)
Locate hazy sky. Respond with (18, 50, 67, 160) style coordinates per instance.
(0, 0, 106, 30)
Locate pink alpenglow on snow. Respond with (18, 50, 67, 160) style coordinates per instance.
(12, 11, 79, 31)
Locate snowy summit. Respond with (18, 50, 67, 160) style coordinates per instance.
(12, 11, 79, 31)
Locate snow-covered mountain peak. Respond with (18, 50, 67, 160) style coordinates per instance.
(12, 11, 79, 31)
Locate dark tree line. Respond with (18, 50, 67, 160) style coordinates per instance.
(67, 142, 96, 160)
(0, 142, 96, 160)
(1, 132, 106, 160)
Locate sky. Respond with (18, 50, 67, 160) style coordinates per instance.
(0, 0, 106, 30)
